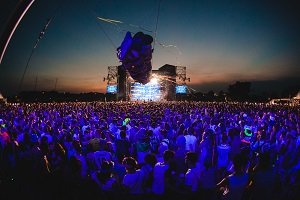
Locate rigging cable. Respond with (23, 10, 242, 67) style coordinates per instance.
(18, 1, 64, 91)
(19, 17, 52, 91)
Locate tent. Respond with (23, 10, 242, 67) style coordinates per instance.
(269, 91, 300, 106)
(0, 92, 7, 104)
(293, 91, 300, 100)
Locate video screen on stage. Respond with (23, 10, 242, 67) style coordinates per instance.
(130, 79, 162, 101)
(176, 85, 187, 94)
(106, 85, 117, 93)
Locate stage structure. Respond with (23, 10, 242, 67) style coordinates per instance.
(104, 66, 118, 96)
(175, 66, 190, 98)
(104, 64, 190, 101)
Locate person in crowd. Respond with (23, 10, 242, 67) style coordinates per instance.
(184, 152, 200, 194)
(184, 127, 197, 152)
(122, 156, 144, 195)
(140, 153, 157, 194)
(135, 128, 150, 164)
(164, 158, 181, 198)
(174, 130, 187, 184)
(250, 152, 281, 199)
(152, 149, 175, 195)
(115, 130, 131, 159)
(199, 156, 217, 200)
(198, 128, 216, 172)
(0, 101, 299, 199)
(217, 133, 231, 179)
(94, 141, 113, 171)
(92, 160, 118, 193)
(217, 153, 250, 200)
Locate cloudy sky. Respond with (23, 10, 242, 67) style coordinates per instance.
(1, 0, 299, 96)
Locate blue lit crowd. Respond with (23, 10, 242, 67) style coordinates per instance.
(0, 102, 299, 200)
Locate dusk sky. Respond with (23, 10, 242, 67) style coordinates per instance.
(1, 0, 299, 96)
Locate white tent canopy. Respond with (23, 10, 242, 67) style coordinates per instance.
(293, 91, 300, 100)
(0, 92, 7, 104)
(269, 91, 300, 106)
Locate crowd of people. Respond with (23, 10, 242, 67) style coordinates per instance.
(0, 101, 299, 199)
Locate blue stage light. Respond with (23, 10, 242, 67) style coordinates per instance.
(107, 85, 117, 93)
(176, 85, 187, 94)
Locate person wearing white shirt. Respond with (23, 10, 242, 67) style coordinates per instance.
(184, 127, 197, 152)
(152, 150, 175, 195)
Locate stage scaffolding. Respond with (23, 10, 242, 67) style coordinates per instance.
(104, 66, 118, 86)
(176, 66, 190, 85)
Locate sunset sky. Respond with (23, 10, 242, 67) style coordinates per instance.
(1, 0, 299, 96)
